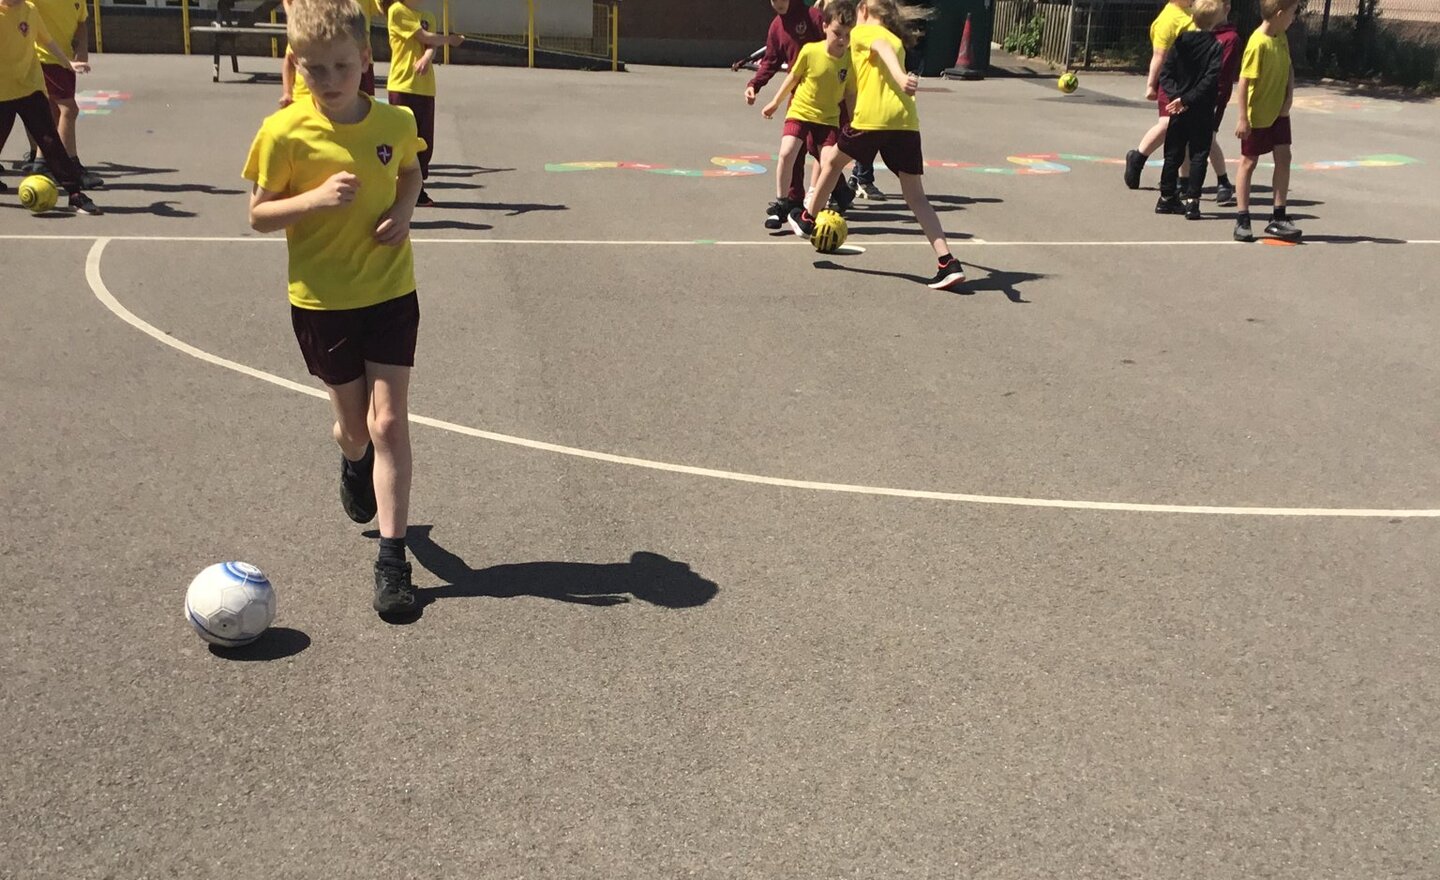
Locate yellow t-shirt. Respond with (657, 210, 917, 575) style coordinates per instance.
(1240, 30, 1291, 128)
(785, 40, 851, 127)
(33, 0, 84, 66)
(848, 23, 918, 132)
(1149, 2, 1196, 51)
(243, 98, 428, 311)
(387, 4, 435, 97)
(0, 2, 51, 102)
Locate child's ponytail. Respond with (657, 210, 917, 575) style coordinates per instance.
(861, 0, 931, 48)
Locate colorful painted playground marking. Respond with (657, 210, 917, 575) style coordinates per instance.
(546, 155, 769, 177)
(548, 152, 1420, 179)
(1292, 94, 1405, 114)
(77, 91, 132, 116)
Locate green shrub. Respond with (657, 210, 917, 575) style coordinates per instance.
(1002, 13, 1046, 57)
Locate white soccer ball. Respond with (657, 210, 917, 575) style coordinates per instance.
(184, 562, 276, 648)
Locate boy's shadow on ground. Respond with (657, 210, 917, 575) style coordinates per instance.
(428, 164, 515, 178)
(366, 525, 719, 622)
(815, 258, 1042, 303)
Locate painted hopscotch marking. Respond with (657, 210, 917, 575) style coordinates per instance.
(82, 237, 1440, 518)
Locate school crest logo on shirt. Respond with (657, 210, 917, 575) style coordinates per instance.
(18, 21, 29, 36)
(796, 22, 808, 36)
(376, 144, 394, 165)
(838, 68, 849, 83)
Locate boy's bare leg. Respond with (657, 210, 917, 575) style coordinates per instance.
(55, 99, 79, 157)
(896, 171, 951, 260)
(1138, 116, 1169, 156)
(1235, 154, 1258, 215)
(1209, 134, 1227, 176)
(776, 135, 803, 201)
(803, 148, 850, 217)
(1271, 143, 1291, 209)
(326, 377, 372, 461)
(366, 362, 412, 542)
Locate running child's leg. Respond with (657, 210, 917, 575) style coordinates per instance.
(896, 171, 951, 261)
(366, 362, 413, 544)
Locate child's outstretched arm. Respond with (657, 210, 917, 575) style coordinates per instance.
(761, 66, 802, 119)
(746, 25, 784, 102)
(413, 25, 464, 49)
(249, 173, 359, 233)
(868, 40, 918, 96)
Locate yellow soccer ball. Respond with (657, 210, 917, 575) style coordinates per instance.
(1057, 71, 1080, 94)
(18, 174, 59, 214)
(811, 209, 848, 254)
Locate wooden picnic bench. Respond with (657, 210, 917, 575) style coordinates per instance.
(189, 0, 287, 83)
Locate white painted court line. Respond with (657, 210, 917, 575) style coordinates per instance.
(84, 237, 1440, 518)
(9, 232, 1440, 246)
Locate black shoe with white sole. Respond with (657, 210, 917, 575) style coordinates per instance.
(1155, 195, 1185, 215)
(68, 192, 103, 215)
(787, 207, 815, 238)
(1263, 219, 1302, 241)
(765, 198, 792, 230)
(339, 443, 377, 524)
(927, 258, 967, 290)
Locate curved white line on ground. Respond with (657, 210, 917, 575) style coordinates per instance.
(85, 237, 1440, 518)
(10, 232, 1440, 246)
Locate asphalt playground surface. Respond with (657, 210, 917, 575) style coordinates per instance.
(2, 55, 1438, 878)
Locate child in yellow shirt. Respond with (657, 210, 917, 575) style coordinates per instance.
(245, 0, 428, 617)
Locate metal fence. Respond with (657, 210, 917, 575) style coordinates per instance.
(992, 0, 1440, 85)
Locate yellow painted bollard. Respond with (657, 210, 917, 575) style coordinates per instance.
(442, 0, 450, 65)
(611, 2, 619, 72)
(270, 9, 279, 58)
(182, 0, 191, 56)
(527, 0, 535, 68)
(91, 0, 102, 53)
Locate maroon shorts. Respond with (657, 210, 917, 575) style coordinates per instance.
(361, 64, 376, 96)
(42, 64, 76, 101)
(837, 126, 924, 176)
(782, 118, 839, 159)
(1241, 115, 1292, 158)
(1156, 86, 1171, 118)
(291, 292, 420, 386)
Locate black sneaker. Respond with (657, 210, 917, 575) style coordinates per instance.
(1215, 181, 1236, 206)
(79, 165, 105, 190)
(764, 198, 791, 230)
(854, 178, 886, 201)
(1263, 219, 1302, 241)
(831, 177, 855, 216)
(1185, 198, 1202, 220)
(0, 178, 8, 194)
(1124, 149, 1145, 190)
(416, 188, 436, 208)
(373, 560, 417, 615)
(32, 159, 54, 182)
(1233, 222, 1254, 242)
(15, 149, 36, 172)
(1154, 195, 1185, 215)
(68, 192, 103, 215)
(339, 443, 377, 524)
(787, 207, 815, 238)
(927, 258, 967, 290)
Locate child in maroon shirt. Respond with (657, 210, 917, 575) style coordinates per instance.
(1208, 4, 1242, 205)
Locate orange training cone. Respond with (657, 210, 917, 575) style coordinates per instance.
(942, 13, 983, 80)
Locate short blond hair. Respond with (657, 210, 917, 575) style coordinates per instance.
(1190, 0, 1224, 28)
(287, 0, 368, 53)
(1260, 0, 1299, 19)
